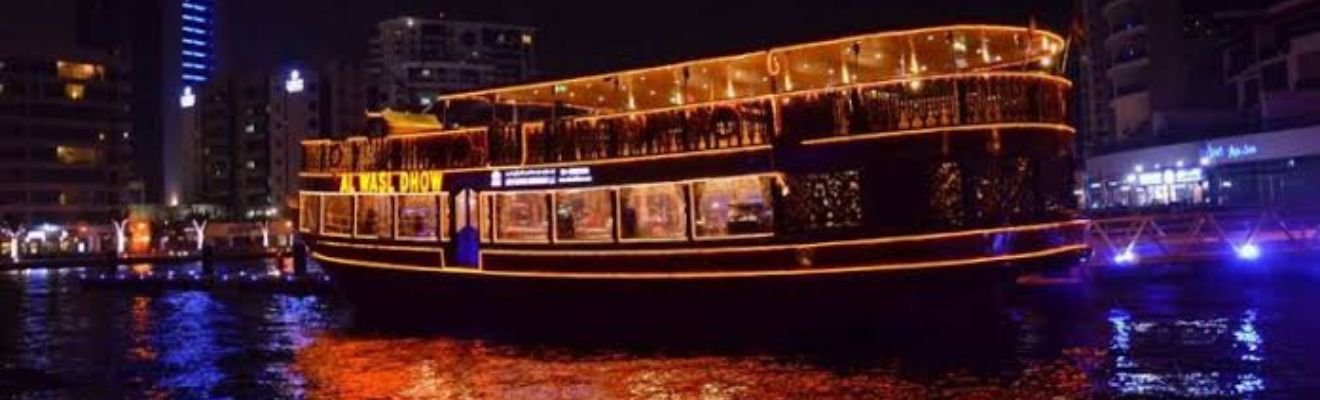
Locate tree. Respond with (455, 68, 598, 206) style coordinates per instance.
(110, 208, 130, 256)
(187, 211, 211, 252)
(1, 214, 25, 263)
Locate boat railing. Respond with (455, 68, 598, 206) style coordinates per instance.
(301, 72, 1069, 174)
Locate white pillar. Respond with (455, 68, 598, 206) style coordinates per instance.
(191, 220, 207, 251)
(113, 220, 127, 256)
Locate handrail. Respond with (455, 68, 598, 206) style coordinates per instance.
(1085, 208, 1320, 266)
(301, 72, 1071, 174)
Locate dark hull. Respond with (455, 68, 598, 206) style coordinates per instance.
(320, 247, 1086, 344)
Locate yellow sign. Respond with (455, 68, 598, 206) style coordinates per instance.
(338, 171, 444, 194)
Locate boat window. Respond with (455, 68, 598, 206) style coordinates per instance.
(694, 176, 775, 238)
(322, 195, 353, 235)
(397, 195, 440, 240)
(496, 192, 550, 242)
(554, 189, 614, 242)
(300, 194, 320, 233)
(355, 195, 394, 238)
(620, 184, 688, 241)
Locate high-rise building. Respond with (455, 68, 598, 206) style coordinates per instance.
(1221, 0, 1320, 131)
(366, 16, 536, 108)
(195, 71, 269, 216)
(194, 64, 366, 218)
(164, 0, 219, 206)
(0, 47, 140, 223)
(179, 0, 216, 85)
(0, 0, 141, 224)
(95, 0, 220, 208)
(1076, 0, 1255, 155)
(269, 67, 320, 214)
(1082, 0, 1320, 210)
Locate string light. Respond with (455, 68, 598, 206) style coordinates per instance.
(312, 244, 1086, 280)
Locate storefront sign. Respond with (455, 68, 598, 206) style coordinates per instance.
(491, 167, 594, 188)
(1201, 143, 1259, 162)
(338, 171, 443, 193)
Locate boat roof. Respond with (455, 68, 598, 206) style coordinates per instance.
(436, 24, 1065, 114)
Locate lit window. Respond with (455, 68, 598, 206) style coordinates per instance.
(56, 61, 103, 80)
(300, 194, 320, 233)
(521, 33, 533, 45)
(64, 83, 86, 101)
(322, 195, 353, 235)
(496, 192, 549, 242)
(555, 189, 614, 242)
(56, 146, 99, 165)
(397, 195, 440, 240)
(620, 184, 688, 240)
(694, 176, 775, 238)
(355, 195, 393, 238)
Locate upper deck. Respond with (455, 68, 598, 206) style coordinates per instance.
(301, 25, 1069, 175)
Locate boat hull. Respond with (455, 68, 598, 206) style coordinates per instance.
(317, 244, 1087, 341)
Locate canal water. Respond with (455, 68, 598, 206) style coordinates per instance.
(2, 259, 1319, 398)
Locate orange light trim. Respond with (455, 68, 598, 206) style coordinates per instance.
(383, 127, 486, 141)
(481, 220, 1086, 257)
(297, 70, 1061, 149)
(436, 25, 1063, 102)
(306, 145, 771, 178)
(801, 123, 1076, 146)
(313, 252, 440, 271)
(692, 232, 776, 242)
(311, 243, 1086, 280)
(317, 240, 444, 254)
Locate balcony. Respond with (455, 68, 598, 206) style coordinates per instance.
(1107, 48, 1150, 81)
(1103, 23, 1147, 51)
(302, 73, 1071, 174)
(1102, 0, 1143, 21)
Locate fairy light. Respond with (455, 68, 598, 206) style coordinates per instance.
(312, 243, 1086, 280)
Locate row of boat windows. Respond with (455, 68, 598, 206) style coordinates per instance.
(299, 175, 776, 243)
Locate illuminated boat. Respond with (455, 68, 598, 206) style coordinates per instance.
(298, 25, 1087, 318)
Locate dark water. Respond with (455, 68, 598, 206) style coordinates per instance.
(2, 260, 1319, 399)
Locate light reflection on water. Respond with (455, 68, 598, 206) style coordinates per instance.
(1107, 308, 1267, 397)
(1, 261, 1319, 398)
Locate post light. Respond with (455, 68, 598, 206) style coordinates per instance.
(1236, 243, 1261, 261)
(191, 218, 208, 251)
(180, 86, 196, 108)
(1113, 249, 1138, 265)
(285, 70, 305, 93)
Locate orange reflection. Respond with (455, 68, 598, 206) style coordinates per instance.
(297, 336, 1094, 399)
(129, 296, 157, 362)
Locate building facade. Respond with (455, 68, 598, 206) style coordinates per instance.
(193, 64, 366, 218)
(196, 71, 270, 217)
(1076, 0, 1261, 156)
(1083, 0, 1320, 210)
(0, 0, 143, 224)
(366, 16, 536, 108)
(0, 49, 140, 223)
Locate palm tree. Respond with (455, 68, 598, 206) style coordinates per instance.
(110, 208, 130, 257)
(187, 211, 211, 252)
(1, 213, 25, 263)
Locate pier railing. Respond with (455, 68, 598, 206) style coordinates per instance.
(1084, 208, 1320, 266)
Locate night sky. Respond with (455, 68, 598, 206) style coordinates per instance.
(225, 0, 1072, 77)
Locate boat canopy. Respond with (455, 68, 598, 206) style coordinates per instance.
(434, 25, 1064, 118)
